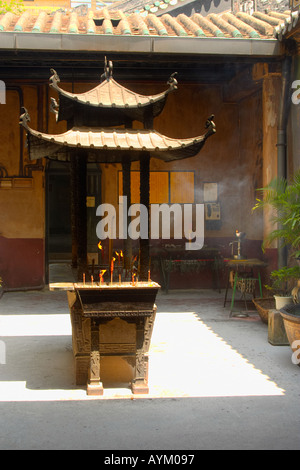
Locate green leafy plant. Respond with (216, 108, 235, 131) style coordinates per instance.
(0, 0, 24, 15)
(253, 171, 300, 259)
(253, 172, 300, 297)
(265, 266, 300, 297)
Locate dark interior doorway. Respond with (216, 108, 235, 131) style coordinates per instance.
(46, 160, 102, 264)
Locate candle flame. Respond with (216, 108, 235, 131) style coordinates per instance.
(99, 269, 106, 283)
(98, 241, 103, 250)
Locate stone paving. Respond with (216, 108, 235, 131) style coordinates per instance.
(0, 287, 299, 450)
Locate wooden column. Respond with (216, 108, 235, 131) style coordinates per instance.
(139, 152, 150, 281)
(262, 73, 281, 245)
(139, 110, 153, 281)
(70, 155, 78, 269)
(70, 150, 88, 279)
(122, 159, 132, 271)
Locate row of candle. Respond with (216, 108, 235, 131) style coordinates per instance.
(82, 270, 151, 287)
(88, 245, 151, 286)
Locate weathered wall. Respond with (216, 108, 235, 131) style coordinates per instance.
(0, 76, 266, 288)
(0, 86, 45, 288)
(100, 81, 264, 243)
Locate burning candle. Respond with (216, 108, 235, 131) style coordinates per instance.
(110, 257, 115, 283)
(115, 250, 124, 267)
(91, 275, 94, 286)
(99, 269, 106, 286)
(148, 269, 151, 283)
(83, 273, 85, 286)
(98, 240, 104, 264)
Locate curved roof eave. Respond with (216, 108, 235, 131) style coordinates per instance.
(19, 108, 216, 163)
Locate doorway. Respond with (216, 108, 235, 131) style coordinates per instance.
(45, 160, 102, 265)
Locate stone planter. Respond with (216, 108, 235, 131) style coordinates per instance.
(252, 297, 275, 324)
(274, 295, 294, 311)
(280, 304, 300, 365)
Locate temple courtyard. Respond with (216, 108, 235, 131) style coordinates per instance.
(0, 283, 299, 450)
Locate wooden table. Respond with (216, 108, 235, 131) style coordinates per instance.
(223, 258, 268, 315)
(160, 246, 222, 293)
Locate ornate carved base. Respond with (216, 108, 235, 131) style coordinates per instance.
(68, 286, 159, 395)
(74, 355, 89, 385)
(87, 382, 104, 396)
(132, 381, 149, 394)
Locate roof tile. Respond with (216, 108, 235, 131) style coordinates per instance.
(236, 11, 274, 36)
(192, 13, 225, 37)
(0, 8, 293, 39)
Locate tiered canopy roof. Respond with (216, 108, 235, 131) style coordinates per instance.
(20, 109, 216, 163)
(49, 59, 178, 126)
(20, 59, 216, 162)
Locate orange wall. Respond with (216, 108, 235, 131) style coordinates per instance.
(95, 80, 264, 241)
(0, 76, 267, 288)
(0, 86, 45, 288)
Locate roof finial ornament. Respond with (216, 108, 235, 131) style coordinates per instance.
(50, 97, 59, 120)
(167, 72, 178, 91)
(19, 107, 31, 129)
(204, 115, 216, 138)
(102, 57, 113, 81)
(49, 68, 60, 87)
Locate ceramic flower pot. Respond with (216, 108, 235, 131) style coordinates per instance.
(274, 295, 294, 311)
(280, 304, 300, 365)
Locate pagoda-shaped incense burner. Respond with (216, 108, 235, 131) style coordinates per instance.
(21, 59, 215, 395)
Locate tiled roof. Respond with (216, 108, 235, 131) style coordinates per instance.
(20, 109, 216, 162)
(0, 7, 292, 38)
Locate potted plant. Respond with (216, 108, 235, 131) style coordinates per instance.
(265, 266, 300, 310)
(253, 172, 300, 259)
(252, 172, 300, 349)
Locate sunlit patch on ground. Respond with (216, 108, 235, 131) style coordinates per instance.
(0, 307, 284, 401)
